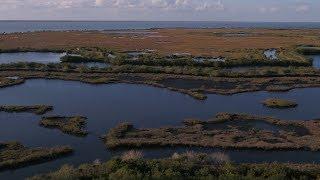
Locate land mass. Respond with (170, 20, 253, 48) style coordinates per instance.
(262, 98, 298, 109)
(103, 113, 320, 151)
(39, 116, 88, 137)
(0, 142, 73, 171)
(29, 151, 320, 180)
(0, 105, 53, 115)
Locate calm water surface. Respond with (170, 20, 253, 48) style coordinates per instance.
(69, 62, 110, 68)
(1, 79, 320, 179)
(1, 21, 320, 33)
(0, 52, 65, 64)
(311, 55, 320, 69)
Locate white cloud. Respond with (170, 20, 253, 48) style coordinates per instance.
(259, 6, 279, 13)
(295, 4, 310, 13)
(0, 0, 225, 11)
(95, 0, 104, 7)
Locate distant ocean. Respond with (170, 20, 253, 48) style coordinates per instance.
(0, 21, 320, 33)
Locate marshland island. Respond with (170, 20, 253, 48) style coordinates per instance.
(1, 28, 320, 179)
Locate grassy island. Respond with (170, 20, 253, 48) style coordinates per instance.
(0, 105, 53, 115)
(39, 116, 88, 137)
(262, 98, 298, 109)
(29, 151, 320, 180)
(103, 113, 320, 151)
(0, 142, 73, 171)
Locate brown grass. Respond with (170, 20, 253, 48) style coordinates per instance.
(0, 105, 53, 115)
(39, 116, 88, 137)
(121, 150, 144, 161)
(262, 98, 298, 109)
(103, 113, 320, 151)
(0, 28, 319, 61)
(0, 142, 73, 171)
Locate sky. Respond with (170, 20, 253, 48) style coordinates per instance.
(0, 0, 319, 22)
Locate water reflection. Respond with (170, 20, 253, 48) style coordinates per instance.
(0, 52, 66, 64)
(1, 79, 320, 178)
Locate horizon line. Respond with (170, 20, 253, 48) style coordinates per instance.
(0, 20, 320, 23)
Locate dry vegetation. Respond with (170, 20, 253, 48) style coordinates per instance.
(0, 76, 25, 88)
(0, 142, 73, 171)
(104, 113, 320, 151)
(262, 98, 298, 109)
(39, 116, 88, 137)
(1, 29, 320, 61)
(0, 105, 53, 115)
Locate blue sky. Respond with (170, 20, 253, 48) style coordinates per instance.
(0, 0, 319, 21)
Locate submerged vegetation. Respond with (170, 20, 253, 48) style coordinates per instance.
(0, 105, 53, 115)
(262, 99, 298, 109)
(0, 142, 73, 171)
(39, 116, 88, 137)
(30, 151, 320, 180)
(104, 113, 320, 151)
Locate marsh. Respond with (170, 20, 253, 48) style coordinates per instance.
(1, 79, 320, 178)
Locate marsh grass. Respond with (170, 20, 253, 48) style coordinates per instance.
(104, 113, 319, 151)
(39, 116, 88, 137)
(0, 105, 53, 115)
(262, 98, 298, 109)
(0, 142, 73, 171)
(121, 150, 144, 161)
(29, 152, 320, 180)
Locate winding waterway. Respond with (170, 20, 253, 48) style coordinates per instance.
(1, 79, 320, 179)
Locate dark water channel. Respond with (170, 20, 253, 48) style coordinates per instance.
(1, 79, 320, 179)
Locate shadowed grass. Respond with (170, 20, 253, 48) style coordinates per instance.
(29, 152, 320, 180)
(103, 113, 320, 151)
(0, 142, 73, 171)
(39, 116, 88, 137)
(0, 105, 53, 115)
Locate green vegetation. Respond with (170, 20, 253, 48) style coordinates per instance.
(0, 58, 319, 78)
(0, 46, 313, 69)
(30, 152, 320, 180)
(111, 53, 312, 68)
(0, 105, 53, 115)
(0, 142, 73, 171)
(39, 116, 88, 137)
(104, 113, 320, 150)
(60, 55, 107, 63)
(262, 98, 298, 109)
